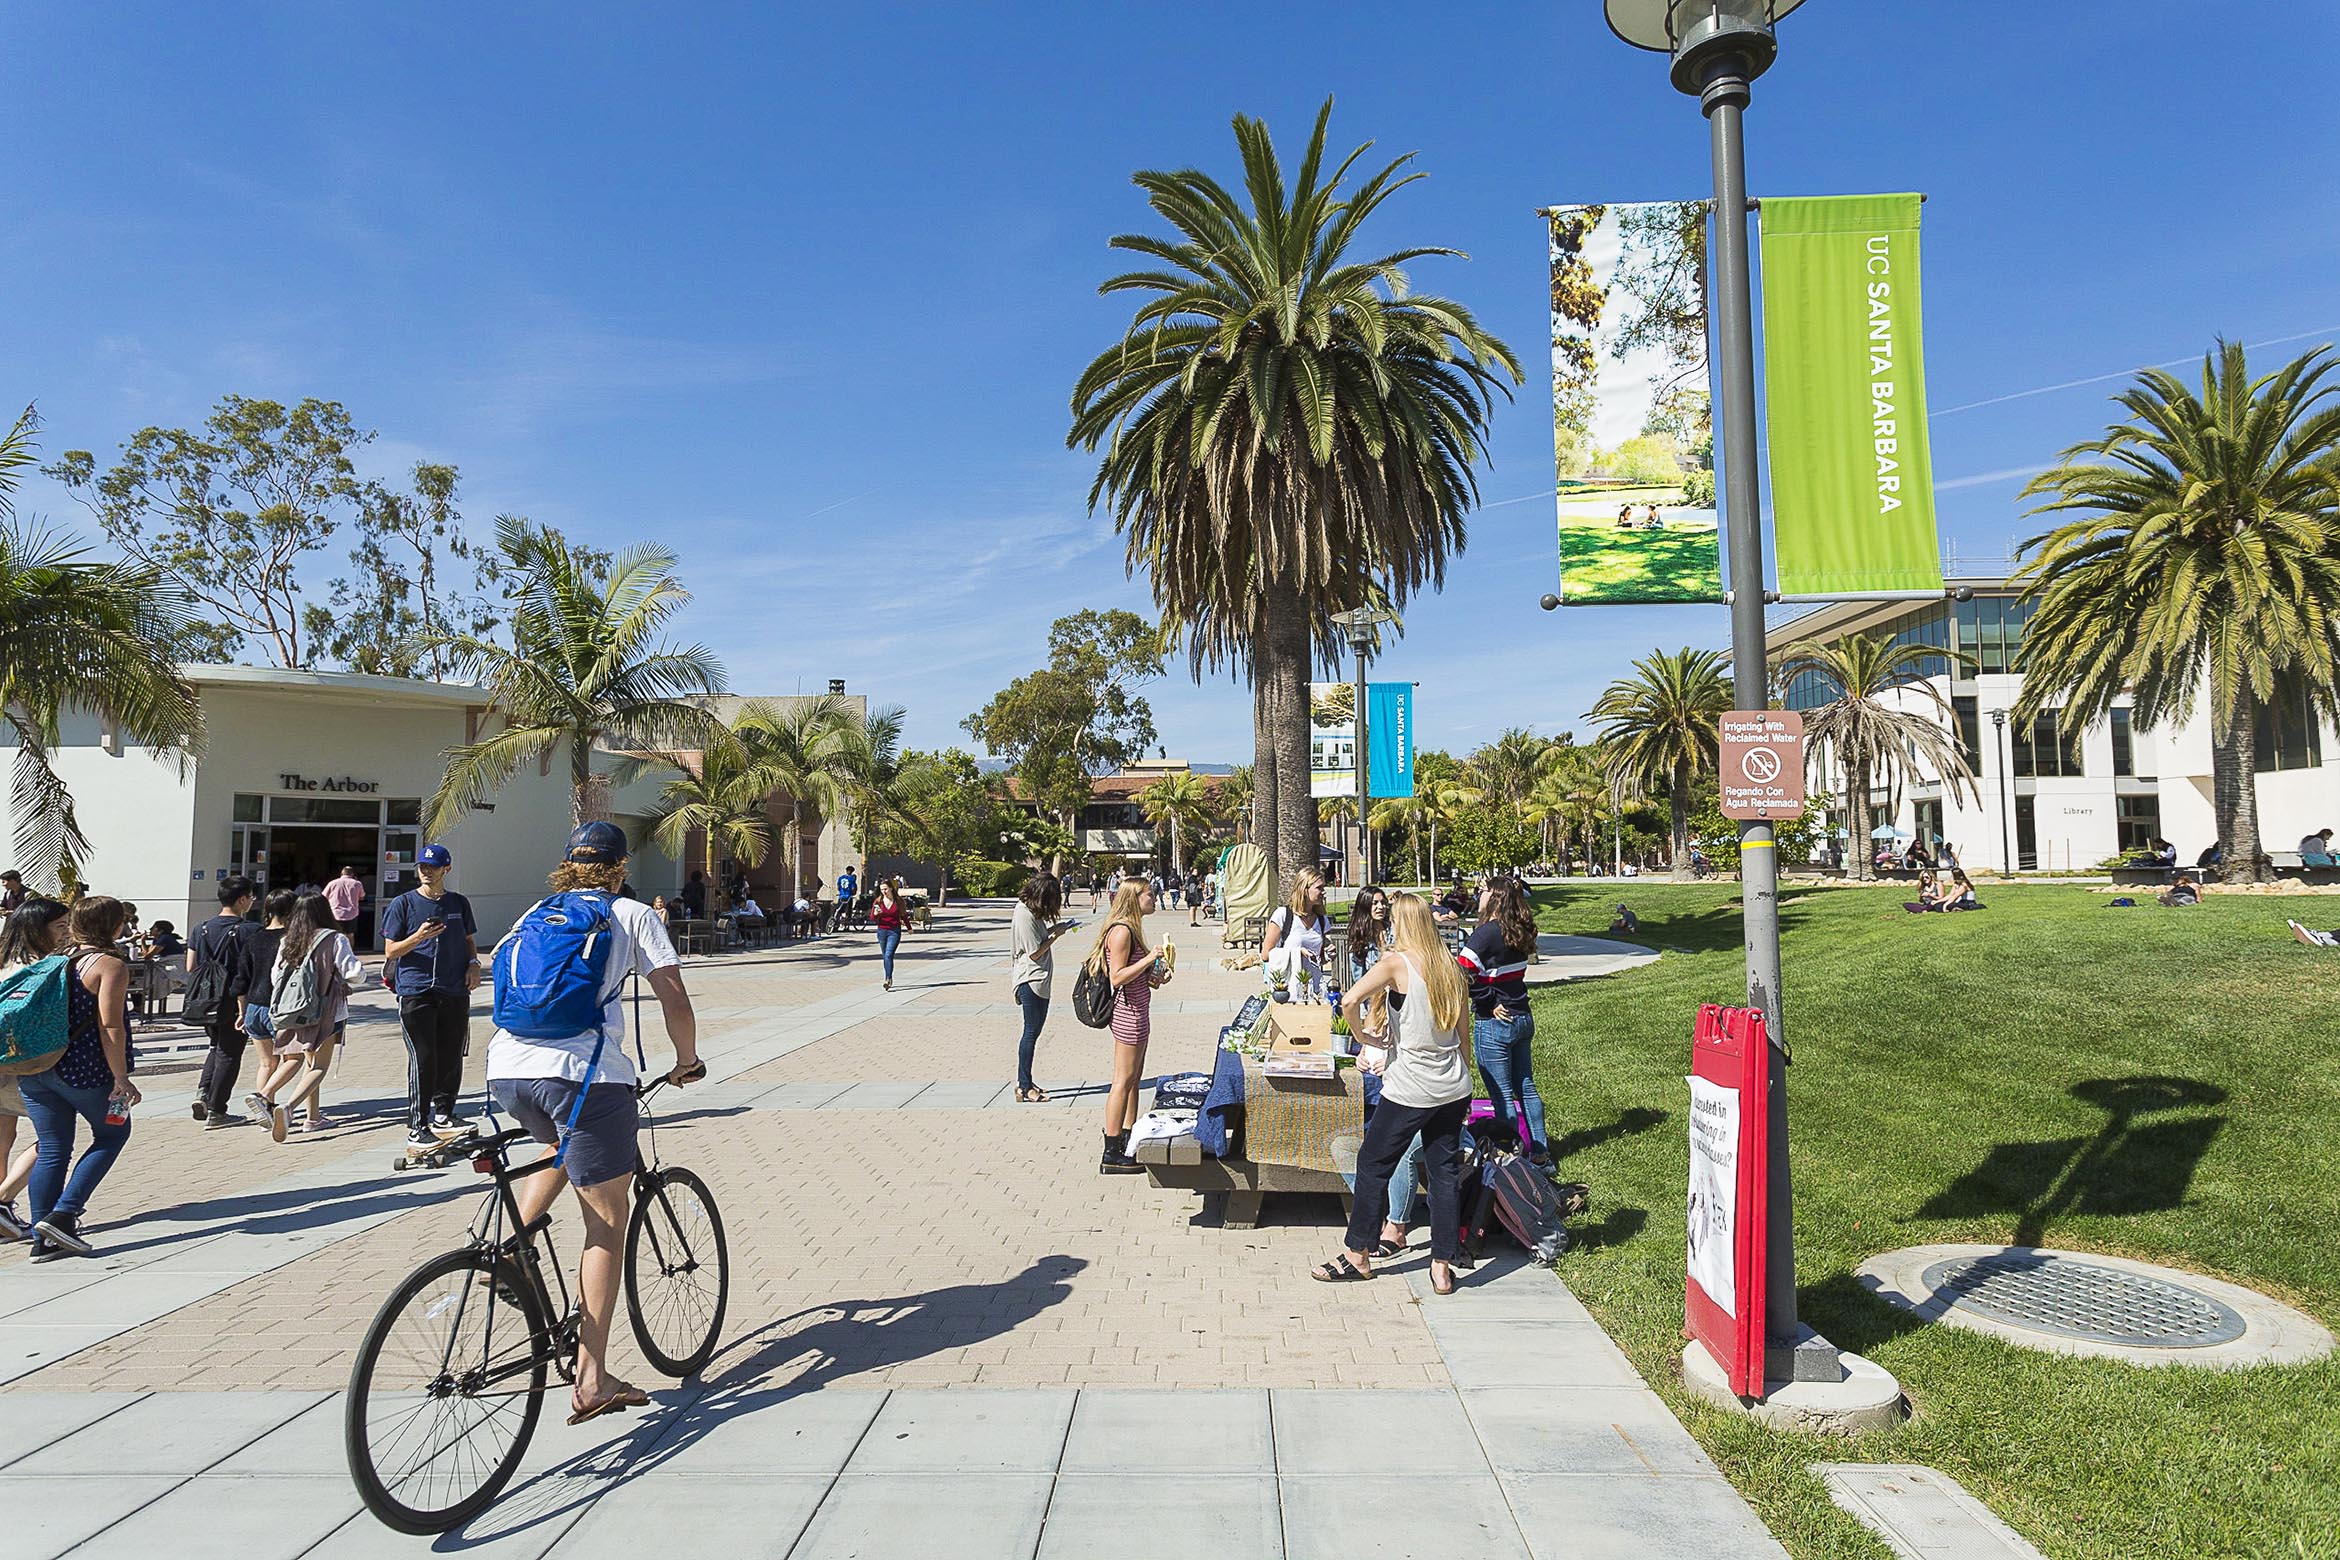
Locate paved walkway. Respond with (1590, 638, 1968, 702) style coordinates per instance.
(0, 900, 1780, 1557)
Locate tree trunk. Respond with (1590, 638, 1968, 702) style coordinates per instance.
(1848, 762, 1874, 882)
(1267, 586, 1319, 897)
(2213, 684, 2269, 883)
(1250, 666, 1279, 866)
(1668, 760, 1692, 881)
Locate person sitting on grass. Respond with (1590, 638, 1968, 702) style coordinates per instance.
(1939, 869, 1980, 911)
(1903, 869, 1942, 914)
(2159, 872, 2202, 907)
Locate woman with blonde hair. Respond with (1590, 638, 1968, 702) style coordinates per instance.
(1087, 878, 1168, 1173)
(1312, 892, 1473, 1294)
(1259, 866, 1332, 997)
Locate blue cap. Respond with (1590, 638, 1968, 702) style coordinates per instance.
(417, 844, 452, 867)
(566, 820, 629, 863)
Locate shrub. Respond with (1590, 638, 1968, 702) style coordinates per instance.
(952, 858, 1031, 898)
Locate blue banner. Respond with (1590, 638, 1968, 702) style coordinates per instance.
(1368, 682, 1413, 799)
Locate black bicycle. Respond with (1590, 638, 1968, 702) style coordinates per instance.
(344, 1067, 728, 1534)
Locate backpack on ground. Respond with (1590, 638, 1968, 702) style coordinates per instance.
(0, 954, 75, 1077)
(269, 939, 330, 1031)
(181, 920, 239, 1027)
(1071, 955, 1115, 1029)
(1481, 1145, 1571, 1265)
(492, 891, 618, 1039)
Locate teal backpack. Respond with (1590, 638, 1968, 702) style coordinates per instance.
(0, 954, 75, 1077)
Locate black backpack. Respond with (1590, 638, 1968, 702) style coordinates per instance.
(182, 919, 240, 1027)
(1071, 957, 1115, 1029)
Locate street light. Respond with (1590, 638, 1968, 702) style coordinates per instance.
(1604, 0, 1835, 1395)
(1331, 607, 1395, 887)
(1991, 709, 2015, 873)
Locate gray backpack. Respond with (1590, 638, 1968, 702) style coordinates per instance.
(270, 940, 329, 1030)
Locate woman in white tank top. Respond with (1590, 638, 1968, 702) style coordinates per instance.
(1310, 893, 1474, 1295)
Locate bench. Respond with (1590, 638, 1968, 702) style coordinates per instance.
(1135, 1142, 1352, 1228)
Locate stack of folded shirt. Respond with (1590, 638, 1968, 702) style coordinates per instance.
(1152, 1071, 1213, 1111)
(1127, 1109, 1199, 1151)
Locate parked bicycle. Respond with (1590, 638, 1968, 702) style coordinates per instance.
(343, 1063, 727, 1534)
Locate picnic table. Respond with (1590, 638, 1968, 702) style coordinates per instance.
(1137, 1016, 1365, 1227)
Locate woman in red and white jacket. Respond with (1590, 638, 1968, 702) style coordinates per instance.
(1458, 875, 1549, 1170)
(869, 879, 907, 990)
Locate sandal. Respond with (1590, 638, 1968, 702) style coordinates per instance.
(1310, 1255, 1373, 1283)
(1369, 1239, 1407, 1260)
(1431, 1262, 1457, 1297)
(1017, 1086, 1049, 1103)
(567, 1383, 651, 1426)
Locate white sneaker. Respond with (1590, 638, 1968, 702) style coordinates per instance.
(0, 1201, 25, 1242)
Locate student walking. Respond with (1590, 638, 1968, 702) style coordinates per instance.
(1008, 874, 1072, 1103)
(0, 897, 73, 1242)
(18, 896, 140, 1262)
(1185, 867, 1204, 926)
(246, 894, 363, 1141)
(188, 877, 260, 1128)
(486, 821, 704, 1424)
(323, 865, 367, 943)
(869, 879, 906, 990)
(1089, 879, 1167, 1173)
(1315, 892, 1473, 1293)
(1461, 875, 1550, 1169)
(378, 844, 483, 1158)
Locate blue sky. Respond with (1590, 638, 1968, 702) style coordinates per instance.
(7, 3, 2336, 763)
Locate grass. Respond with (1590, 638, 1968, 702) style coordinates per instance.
(1521, 881, 2340, 1560)
(1555, 516, 1723, 603)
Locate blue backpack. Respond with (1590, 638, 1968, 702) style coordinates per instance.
(0, 954, 75, 1077)
(493, 891, 617, 1040)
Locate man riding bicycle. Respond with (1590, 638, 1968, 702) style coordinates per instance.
(487, 821, 702, 1425)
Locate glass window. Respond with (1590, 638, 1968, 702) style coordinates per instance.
(233, 793, 264, 823)
(2011, 710, 2083, 778)
(2255, 686, 2324, 773)
(2015, 795, 2038, 871)
(386, 799, 422, 825)
(2117, 794, 2162, 854)
(268, 796, 383, 825)
(1954, 696, 1980, 771)
(2111, 709, 2133, 777)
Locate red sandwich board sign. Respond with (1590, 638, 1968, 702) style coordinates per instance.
(1687, 1003, 1771, 1397)
(1718, 709, 1806, 821)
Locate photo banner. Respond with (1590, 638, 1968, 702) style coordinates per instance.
(1546, 201, 1724, 605)
(1309, 682, 1416, 800)
(1759, 193, 1945, 597)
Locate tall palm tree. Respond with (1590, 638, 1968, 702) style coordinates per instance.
(428, 516, 722, 832)
(1775, 633, 1979, 882)
(732, 695, 860, 898)
(1137, 770, 1213, 875)
(0, 404, 204, 889)
(1590, 648, 1732, 881)
(1216, 763, 1254, 839)
(2015, 341, 2340, 882)
(645, 735, 787, 883)
(1069, 100, 1520, 893)
(834, 703, 928, 853)
(1471, 728, 1554, 814)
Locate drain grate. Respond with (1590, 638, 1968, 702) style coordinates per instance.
(1918, 1253, 2246, 1349)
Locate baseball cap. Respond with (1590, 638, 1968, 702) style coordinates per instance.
(566, 820, 629, 863)
(417, 844, 453, 867)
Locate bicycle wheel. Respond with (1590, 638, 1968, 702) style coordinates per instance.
(346, 1248, 549, 1534)
(625, 1166, 729, 1377)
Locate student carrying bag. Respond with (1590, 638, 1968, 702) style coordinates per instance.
(0, 954, 75, 1077)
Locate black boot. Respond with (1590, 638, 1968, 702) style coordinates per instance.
(1100, 1130, 1143, 1174)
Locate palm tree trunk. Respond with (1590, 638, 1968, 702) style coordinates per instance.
(2213, 685, 2268, 883)
(571, 732, 593, 827)
(1668, 759, 1691, 881)
(1268, 587, 1318, 896)
(1849, 762, 1873, 882)
(1250, 668, 1279, 864)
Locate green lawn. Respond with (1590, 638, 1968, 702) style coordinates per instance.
(1523, 881, 2340, 1560)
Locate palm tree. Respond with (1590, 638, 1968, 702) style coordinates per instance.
(1776, 633, 1980, 882)
(428, 516, 723, 833)
(1369, 794, 1428, 885)
(1137, 770, 1214, 875)
(1069, 100, 1520, 894)
(1590, 648, 1732, 881)
(732, 695, 860, 898)
(1471, 728, 1554, 814)
(0, 405, 204, 889)
(645, 735, 786, 883)
(834, 703, 927, 853)
(1216, 763, 1254, 839)
(2015, 341, 2340, 882)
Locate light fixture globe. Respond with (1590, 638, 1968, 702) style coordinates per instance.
(1603, 0, 1808, 93)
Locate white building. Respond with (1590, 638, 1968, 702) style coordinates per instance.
(0, 666, 862, 943)
(1774, 581, 2337, 873)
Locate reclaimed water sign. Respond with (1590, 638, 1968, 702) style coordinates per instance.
(1718, 710, 1806, 820)
(1759, 193, 1945, 597)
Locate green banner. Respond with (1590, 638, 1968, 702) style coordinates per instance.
(1759, 194, 1943, 597)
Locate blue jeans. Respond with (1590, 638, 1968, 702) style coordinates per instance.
(19, 1072, 133, 1228)
(876, 927, 902, 981)
(1014, 985, 1048, 1092)
(1474, 1009, 1548, 1158)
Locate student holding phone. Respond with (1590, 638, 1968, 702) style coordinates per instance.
(379, 844, 482, 1157)
(1008, 873, 1077, 1103)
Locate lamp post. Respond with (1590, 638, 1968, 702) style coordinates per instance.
(1992, 709, 2015, 872)
(1331, 608, 1394, 888)
(1602, 0, 1846, 1397)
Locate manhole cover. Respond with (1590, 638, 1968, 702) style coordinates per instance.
(1917, 1252, 2246, 1349)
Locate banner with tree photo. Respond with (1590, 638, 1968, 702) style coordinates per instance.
(1546, 201, 1724, 604)
(1308, 682, 1414, 800)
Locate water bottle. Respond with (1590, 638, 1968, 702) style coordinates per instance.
(105, 1088, 130, 1127)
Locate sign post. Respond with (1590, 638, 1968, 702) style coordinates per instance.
(1687, 1003, 1771, 1397)
(1718, 710, 1806, 821)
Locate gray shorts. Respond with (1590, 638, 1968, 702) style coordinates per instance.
(489, 1078, 639, 1188)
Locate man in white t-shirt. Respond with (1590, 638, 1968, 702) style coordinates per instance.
(487, 820, 703, 1426)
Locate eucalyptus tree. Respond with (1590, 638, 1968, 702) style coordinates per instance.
(1070, 100, 1519, 890)
(1590, 648, 1732, 880)
(2015, 341, 2340, 881)
(1775, 633, 1979, 882)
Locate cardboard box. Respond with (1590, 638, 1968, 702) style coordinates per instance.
(1266, 1002, 1335, 1056)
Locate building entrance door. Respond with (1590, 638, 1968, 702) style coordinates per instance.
(264, 824, 383, 946)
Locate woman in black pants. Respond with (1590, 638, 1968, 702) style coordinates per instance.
(1008, 874, 1073, 1102)
(1310, 893, 1473, 1295)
